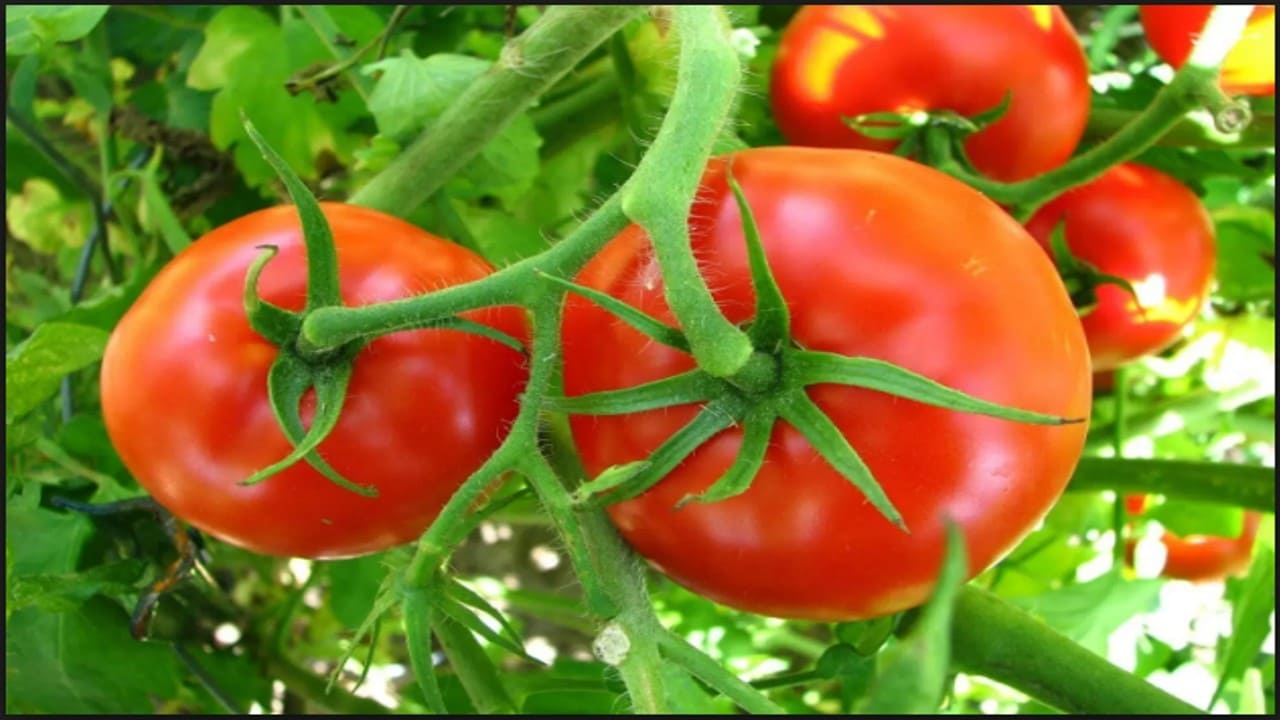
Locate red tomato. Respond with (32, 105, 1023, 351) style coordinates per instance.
(101, 204, 527, 559)
(1025, 163, 1217, 372)
(1126, 496, 1262, 582)
(1140, 5, 1275, 96)
(561, 148, 1091, 620)
(769, 5, 1091, 182)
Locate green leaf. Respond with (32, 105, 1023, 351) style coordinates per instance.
(522, 690, 624, 715)
(859, 521, 967, 714)
(8, 559, 146, 614)
(362, 51, 543, 203)
(6, 5, 109, 56)
(128, 159, 192, 255)
(431, 610, 517, 714)
(1212, 541, 1275, 705)
(1010, 571, 1162, 656)
(186, 6, 376, 189)
(1146, 498, 1244, 538)
(325, 553, 390, 630)
(5, 599, 183, 713)
(5, 322, 110, 423)
(1213, 205, 1275, 303)
(5, 178, 93, 255)
(835, 615, 899, 656)
(443, 578, 538, 663)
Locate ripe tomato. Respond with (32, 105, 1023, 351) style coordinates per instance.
(101, 204, 527, 559)
(1025, 163, 1217, 372)
(1126, 495, 1261, 582)
(1139, 5, 1275, 96)
(561, 148, 1091, 620)
(769, 5, 1090, 182)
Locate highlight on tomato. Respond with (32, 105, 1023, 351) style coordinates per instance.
(561, 147, 1092, 620)
(768, 5, 1091, 182)
(100, 203, 528, 559)
(1025, 162, 1217, 372)
(1139, 5, 1276, 96)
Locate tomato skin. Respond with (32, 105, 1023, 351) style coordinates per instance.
(1126, 496, 1261, 582)
(1025, 163, 1216, 372)
(100, 204, 528, 559)
(1139, 5, 1275, 96)
(769, 5, 1090, 182)
(561, 148, 1091, 620)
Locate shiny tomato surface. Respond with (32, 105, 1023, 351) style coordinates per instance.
(1025, 163, 1217, 371)
(562, 148, 1091, 620)
(769, 5, 1090, 181)
(1140, 5, 1275, 96)
(101, 203, 527, 558)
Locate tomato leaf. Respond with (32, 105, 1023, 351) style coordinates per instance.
(858, 520, 967, 714)
(431, 609, 518, 713)
(1212, 534, 1276, 706)
(1010, 571, 1162, 656)
(538, 270, 690, 352)
(7, 559, 146, 614)
(776, 390, 905, 530)
(1213, 205, 1275, 303)
(5, 5, 109, 56)
(548, 369, 712, 416)
(835, 615, 900, 656)
(5, 322, 109, 423)
(1146, 498, 1244, 538)
(789, 350, 1083, 426)
(444, 577, 541, 664)
(676, 408, 774, 509)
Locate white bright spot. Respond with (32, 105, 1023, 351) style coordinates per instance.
(1132, 532, 1170, 579)
(480, 522, 500, 544)
(525, 635, 558, 664)
(303, 586, 324, 609)
(248, 701, 265, 715)
(1131, 273, 1168, 309)
(288, 558, 313, 585)
(529, 545, 561, 571)
(729, 28, 760, 58)
(495, 523, 513, 541)
(213, 622, 242, 647)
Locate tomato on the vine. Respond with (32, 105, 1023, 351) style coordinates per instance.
(1139, 5, 1276, 96)
(561, 148, 1091, 620)
(1126, 496, 1261, 582)
(100, 203, 528, 559)
(768, 5, 1091, 182)
(1025, 163, 1217, 372)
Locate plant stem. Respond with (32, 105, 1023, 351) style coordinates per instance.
(658, 628, 787, 714)
(619, 6, 753, 378)
(349, 5, 644, 215)
(1066, 457, 1274, 512)
(951, 586, 1202, 714)
(1083, 107, 1275, 149)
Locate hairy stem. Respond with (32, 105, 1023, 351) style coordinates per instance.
(951, 586, 1202, 714)
(350, 5, 644, 215)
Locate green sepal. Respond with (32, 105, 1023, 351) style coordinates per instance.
(726, 171, 790, 352)
(572, 461, 652, 504)
(240, 352, 377, 497)
(1047, 222, 1141, 316)
(789, 350, 1083, 426)
(243, 244, 302, 345)
(842, 110, 928, 140)
(242, 113, 342, 312)
(441, 577, 542, 665)
(546, 369, 713, 416)
(431, 607, 518, 713)
(675, 408, 774, 509)
(776, 390, 906, 531)
(574, 396, 748, 507)
(537, 269, 690, 352)
(430, 316, 527, 355)
(400, 582, 448, 714)
(858, 520, 967, 714)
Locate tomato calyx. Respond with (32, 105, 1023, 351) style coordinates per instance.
(1044, 222, 1142, 317)
(842, 92, 1013, 173)
(549, 168, 1083, 532)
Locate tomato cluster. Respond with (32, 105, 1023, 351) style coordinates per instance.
(1139, 5, 1275, 96)
(98, 5, 1257, 623)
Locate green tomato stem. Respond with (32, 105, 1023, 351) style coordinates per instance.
(349, 5, 645, 216)
(1067, 457, 1275, 512)
(951, 586, 1203, 714)
(620, 6, 754, 378)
